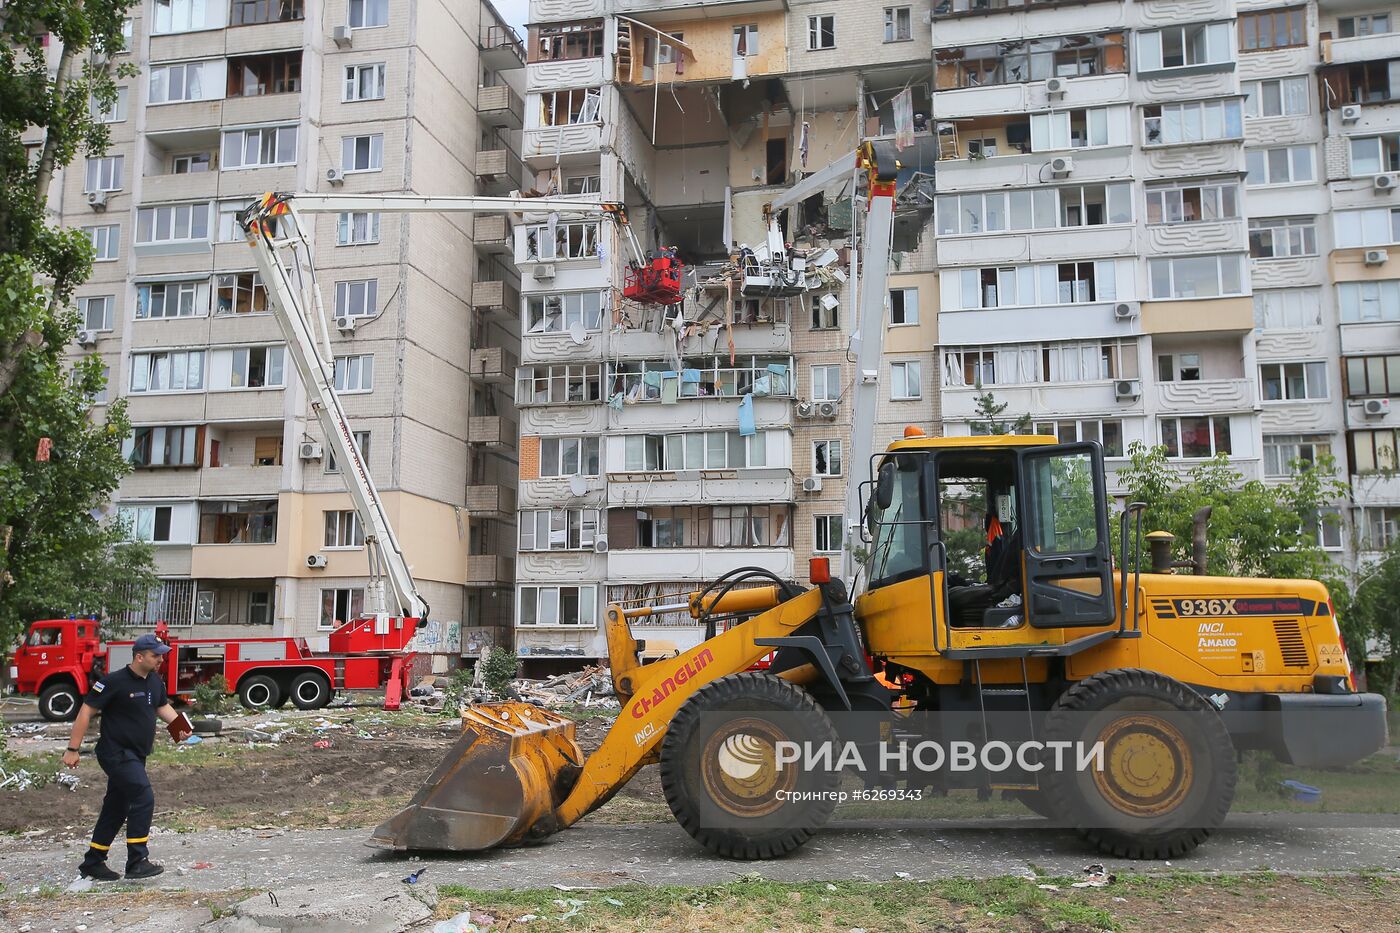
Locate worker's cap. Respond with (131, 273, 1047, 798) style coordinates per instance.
(132, 633, 171, 656)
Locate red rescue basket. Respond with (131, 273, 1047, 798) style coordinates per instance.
(623, 253, 684, 305)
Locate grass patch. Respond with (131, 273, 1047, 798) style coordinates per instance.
(1233, 750, 1400, 814)
(432, 873, 1400, 933)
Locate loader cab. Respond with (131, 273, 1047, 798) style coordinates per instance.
(862, 436, 1116, 654)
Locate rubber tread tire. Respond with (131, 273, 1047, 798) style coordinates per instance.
(1042, 668, 1237, 860)
(289, 671, 332, 710)
(660, 671, 840, 860)
(39, 682, 81, 722)
(238, 674, 282, 711)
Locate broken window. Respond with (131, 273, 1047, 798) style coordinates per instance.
(525, 291, 604, 333)
(525, 222, 600, 260)
(227, 52, 301, 97)
(1323, 60, 1400, 105)
(541, 88, 600, 126)
(944, 34, 1126, 90)
(533, 21, 603, 62)
(732, 24, 759, 57)
(516, 364, 603, 405)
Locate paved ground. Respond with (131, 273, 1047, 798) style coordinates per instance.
(4, 812, 1399, 896)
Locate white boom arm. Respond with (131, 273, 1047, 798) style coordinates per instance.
(239, 192, 638, 625)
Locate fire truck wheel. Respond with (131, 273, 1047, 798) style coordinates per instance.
(660, 672, 841, 860)
(290, 672, 332, 710)
(39, 682, 81, 722)
(238, 674, 282, 711)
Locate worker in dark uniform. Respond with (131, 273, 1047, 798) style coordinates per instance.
(62, 633, 191, 881)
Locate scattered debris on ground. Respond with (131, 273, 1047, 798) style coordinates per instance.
(407, 667, 618, 714)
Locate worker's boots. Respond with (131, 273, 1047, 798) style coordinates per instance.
(79, 863, 121, 882)
(125, 860, 164, 880)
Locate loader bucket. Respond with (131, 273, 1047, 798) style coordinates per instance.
(369, 703, 583, 851)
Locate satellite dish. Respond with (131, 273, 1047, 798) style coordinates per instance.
(568, 475, 588, 497)
(568, 321, 586, 345)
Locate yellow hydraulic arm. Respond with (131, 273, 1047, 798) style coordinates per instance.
(369, 585, 826, 850)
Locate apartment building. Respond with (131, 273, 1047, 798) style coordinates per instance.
(64, 0, 525, 657)
(1318, 1, 1400, 560)
(513, 0, 940, 671)
(931, 0, 1400, 568)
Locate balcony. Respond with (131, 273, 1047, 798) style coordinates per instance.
(606, 548, 794, 585)
(471, 279, 518, 315)
(197, 464, 283, 498)
(523, 123, 603, 163)
(1322, 33, 1400, 67)
(1140, 297, 1254, 335)
(465, 484, 517, 520)
(466, 554, 515, 585)
(470, 346, 517, 384)
(1156, 378, 1253, 414)
(481, 24, 525, 70)
(477, 84, 523, 128)
(605, 470, 794, 508)
(472, 214, 512, 253)
(468, 416, 517, 446)
(475, 148, 523, 194)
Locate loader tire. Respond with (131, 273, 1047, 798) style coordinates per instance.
(660, 672, 840, 860)
(238, 674, 282, 711)
(1042, 668, 1236, 860)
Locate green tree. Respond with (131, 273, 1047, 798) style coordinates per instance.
(1, 1, 151, 654)
(968, 388, 1033, 436)
(1113, 442, 1360, 657)
(1348, 543, 1400, 699)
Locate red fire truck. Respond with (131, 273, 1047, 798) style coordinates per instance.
(9, 616, 419, 721)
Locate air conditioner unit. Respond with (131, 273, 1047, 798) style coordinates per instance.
(1363, 398, 1391, 418)
(76, 329, 98, 347)
(87, 190, 108, 211)
(326, 167, 345, 186)
(336, 315, 358, 332)
(1375, 173, 1397, 192)
(332, 24, 354, 48)
(534, 263, 556, 280)
(794, 399, 815, 419)
(1045, 77, 1067, 97)
(801, 476, 823, 493)
(817, 400, 839, 420)
(1050, 156, 1073, 177)
(1114, 378, 1141, 401)
(1365, 248, 1389, 266)
(1341, 103, 1363, 124)
(1113, 302, 1139, 320)
(592, 535, 609, 554)
(307, 554, 328, 569)
(298, 442, 323, 461)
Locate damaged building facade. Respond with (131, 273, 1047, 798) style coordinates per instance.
(514, 0, 1400, 669)
(63, 0, 525, 657)
(514, 0, 941, 669)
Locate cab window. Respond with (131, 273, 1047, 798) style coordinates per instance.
(28, 627, 62, 647)
(867, 455, 927, 588)
(1023, 450, 1099, 554)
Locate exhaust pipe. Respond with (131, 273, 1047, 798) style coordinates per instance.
(1191, 506, 1211, 576)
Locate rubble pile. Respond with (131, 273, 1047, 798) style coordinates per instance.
(408, 666, 620, 714)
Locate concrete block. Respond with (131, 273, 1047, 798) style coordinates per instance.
(203, 879, 435, 933)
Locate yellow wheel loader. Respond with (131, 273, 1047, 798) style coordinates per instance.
(373, 433, 1389, 861)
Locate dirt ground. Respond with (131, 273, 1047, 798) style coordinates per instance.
(0, 702, 665, 838)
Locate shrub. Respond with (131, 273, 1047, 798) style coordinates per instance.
(480, 647, 519, 695)
(192, 674, 231, 714)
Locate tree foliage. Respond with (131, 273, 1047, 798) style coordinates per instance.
(1348, 543, 1400, 699)
(968, 389, 1033, 436)
(0, 0, 151, 655)
(1113, 442, 1362, 657)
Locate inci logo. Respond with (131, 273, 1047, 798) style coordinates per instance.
(716, 732, 768, 781)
